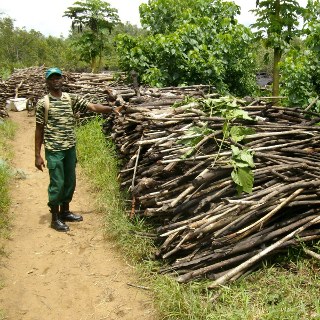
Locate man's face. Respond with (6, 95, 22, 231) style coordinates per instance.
(46, 74, 63, 91)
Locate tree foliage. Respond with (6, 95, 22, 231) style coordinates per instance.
(0, 12, 146, 77)
(251, 0, 305, 97)
(116, 0, 257, 96)
(0, 15, 77, 78)
(64, 0, 120, 72)
(103, 22, 149, 71)
(280, 0, 320, 110)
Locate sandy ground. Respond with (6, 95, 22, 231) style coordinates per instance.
(0, 110, 156, 320)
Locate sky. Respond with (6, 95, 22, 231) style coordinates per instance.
(0, 0, 307, 38)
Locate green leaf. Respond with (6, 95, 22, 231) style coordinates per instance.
(230, 109, 252, 120)
(239, 151, 255, 168)
(231, 169, 241, 185)
(223, 122, 230, 138)
(231, 145, 240, 156)
(232, 167, 254, 194)
(181, 148, 195, 159)
(234, 161, 250, 168)
(177, 136, 202, 146)
(230, 126, 255, 143)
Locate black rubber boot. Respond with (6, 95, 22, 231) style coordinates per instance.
(60, 203, 83, 222)
(50, 206, 69, 232)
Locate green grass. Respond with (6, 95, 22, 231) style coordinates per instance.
(76, 118, 320, 320)
(0, 119, 17, 239)
(150, 256, 320, 320)
(76, 117, 156, 262)
(0, 118, 17, 319)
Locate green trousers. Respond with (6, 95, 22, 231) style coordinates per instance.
(45, 146, 77, 208)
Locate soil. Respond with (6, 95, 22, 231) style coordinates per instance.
(0, 110, 157, 320)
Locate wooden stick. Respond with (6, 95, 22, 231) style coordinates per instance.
(305, 96, 319, 112)
(233, 188, 304, 237)
(208, 215, 320, 288)
(303, 248, 320, 261)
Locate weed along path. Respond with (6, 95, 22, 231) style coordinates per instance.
(0, 110, 156, 320)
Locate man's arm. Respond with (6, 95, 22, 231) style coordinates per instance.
(87, 102, 124, 114)
(35, 123, 45, 171)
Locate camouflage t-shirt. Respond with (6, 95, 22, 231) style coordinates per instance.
(35, 92, 89, 151)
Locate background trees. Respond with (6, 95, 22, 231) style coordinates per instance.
(280, 0, 320, 110)
(63, 0, 120, 72)
(1, 0, 320, 108)
(116, 0, 257, 96)
(0, 15, 72, 78)
(251, 0, 305, 97)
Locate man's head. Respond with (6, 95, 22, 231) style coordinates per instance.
(45, 67, 62, 79)
(45, 68, 63, 93)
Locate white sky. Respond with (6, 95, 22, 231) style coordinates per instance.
(0, 0, 307, 38)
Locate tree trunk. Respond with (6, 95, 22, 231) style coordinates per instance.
(272, 0, 281, 101)
(272, 46, 281, 99)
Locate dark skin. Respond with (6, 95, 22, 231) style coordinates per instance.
(35, 73, 124, 171)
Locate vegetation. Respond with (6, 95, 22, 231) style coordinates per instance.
(75, 118, 155, 261)
(64, 0, 120, 72)
(152, 257, 320, 320)
(0, 10, 147, 77)
(116, 0, 257, 96)
(251, 0, 305, 97)
(0, 15, 72, 78)
(0, 119, 16, 320)
(0, 119, 17, 239)
(197, 96, 255, 194)
(280, 0, 320, 109)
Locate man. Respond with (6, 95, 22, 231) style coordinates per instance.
(35, 67, 122, 232)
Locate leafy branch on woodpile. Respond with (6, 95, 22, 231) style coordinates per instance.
(176, 96, 256, 194)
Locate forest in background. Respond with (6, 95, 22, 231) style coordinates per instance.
(0, 0, 319, 109)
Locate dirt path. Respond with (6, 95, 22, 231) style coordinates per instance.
(0, 110, 156, 320)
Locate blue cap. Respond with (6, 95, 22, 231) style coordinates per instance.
(45, 67, 62, 79)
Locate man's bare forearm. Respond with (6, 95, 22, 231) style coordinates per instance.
(35, 123, 44, 156)
(87, 102, 114, 114)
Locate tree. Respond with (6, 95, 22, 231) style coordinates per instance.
(103, 22, 149, 71)
(0, 15, 50, 73)
(117, 0, 257, 96)
(280, 0, 320, 109)
(64, 0, 120, 72)
(0, 13, 89, 77)
(0, 15, 17, 75)
(251, 0, 305, 97)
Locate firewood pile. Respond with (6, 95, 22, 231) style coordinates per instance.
(0, 66, 47, 117)
(0, 66, 211, 120)
(108, 94, 320, 287)
(0, 66, 208, 119)
(0, 66, 128, 118)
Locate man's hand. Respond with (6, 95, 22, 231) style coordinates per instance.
(35, 155, 45, 171)
(113, 105, 126, 115)
(87, 102, 127, 115)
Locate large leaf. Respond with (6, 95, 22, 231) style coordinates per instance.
(230, 126, 255, 142)
(231, 167, 254, 194)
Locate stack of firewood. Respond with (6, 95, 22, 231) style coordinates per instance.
(0, 66, 211, 119)
(0, 66, 127, 118)
(109, 95, 320, 287)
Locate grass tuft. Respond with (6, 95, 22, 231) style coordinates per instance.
(0, 119, 17, 239)
(0, 118, 17, 320)
(76, 117, 156, 262)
